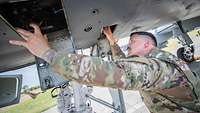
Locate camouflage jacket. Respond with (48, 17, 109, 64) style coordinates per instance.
(43, 44, 199, 113)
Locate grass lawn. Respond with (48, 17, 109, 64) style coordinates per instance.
(2, 89, 57, 113)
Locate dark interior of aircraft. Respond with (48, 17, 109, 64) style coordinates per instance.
(0, 0, 68, 34)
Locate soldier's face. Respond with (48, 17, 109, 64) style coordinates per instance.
(127, 35, 147, 57)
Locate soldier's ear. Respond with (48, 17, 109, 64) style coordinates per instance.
(144, 40, 150, 48)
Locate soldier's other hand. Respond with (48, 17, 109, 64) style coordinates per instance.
(103, 26, 118, 45)
(9, 23, 51, 58)
(103, 26, 113, 38)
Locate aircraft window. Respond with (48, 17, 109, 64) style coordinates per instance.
(0, 64, 40, 90)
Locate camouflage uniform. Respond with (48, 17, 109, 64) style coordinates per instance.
(42, 44, 200, 113)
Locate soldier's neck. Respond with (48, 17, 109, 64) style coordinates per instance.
(143, 46, 156, 57)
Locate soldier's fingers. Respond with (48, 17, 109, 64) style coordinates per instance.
(9, 40, 28, 48)
(107, 26, 111, 31)
(102, 27, 108, 34)
(104, 26, 112, 33)
(29, 23, 42, 35)
(18, 32, 29, 41)
(103, 26, 108, 31)
(16, 28, 33, 37)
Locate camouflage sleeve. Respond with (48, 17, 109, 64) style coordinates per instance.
(44, 50, 169, 90)
(110, 43, 126, 59)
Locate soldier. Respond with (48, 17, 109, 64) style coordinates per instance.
(9, 24, 200, 113)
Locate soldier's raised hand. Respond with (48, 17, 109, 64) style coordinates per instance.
(9, 24, 51, 58)
(103, 26, 118, 45)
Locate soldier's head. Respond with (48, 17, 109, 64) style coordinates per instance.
(128, 31, 157, 57)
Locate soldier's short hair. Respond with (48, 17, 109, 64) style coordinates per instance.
(130, 31, 157, 47)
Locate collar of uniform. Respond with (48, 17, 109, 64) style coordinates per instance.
(145, 47, 160, 57)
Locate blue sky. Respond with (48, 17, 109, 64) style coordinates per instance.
(0, 64, 40, 87)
